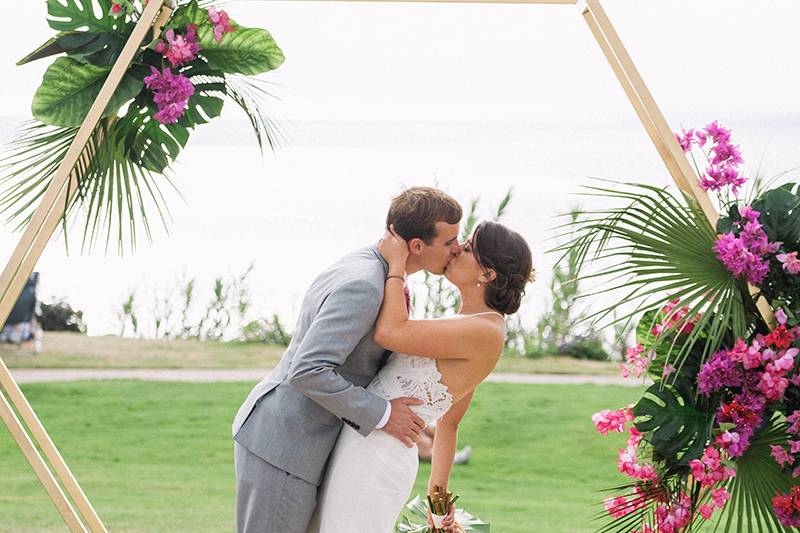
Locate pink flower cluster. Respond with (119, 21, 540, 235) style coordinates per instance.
(620, 343, 654, 379)
(653, 492, 692, 533)
(156, 26, 201, 68)
(604, 486, 646, 518)
(699, 311, 799, 460)
(778, 251, 800, 275)
(675, 121, 747, 195)
(652, 298, 701, 338)
(689, 446, 736, 487)
(111, 2, 123, 15)
(773, 485, 800, 528)
(714, 205, 780, 285)
(143, 66, 195, 125)
(618, 428, 659, 482)
(769, 410, 800, 479)
(208, 7, 235, 43)
(592, 406, 632, 435)
(698, 487, 732, 520)
(591, 406, 659, 483)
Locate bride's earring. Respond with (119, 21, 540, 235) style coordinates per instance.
(476, 281, 481, 288)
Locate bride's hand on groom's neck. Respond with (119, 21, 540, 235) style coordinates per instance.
(379, 226, 410, 270)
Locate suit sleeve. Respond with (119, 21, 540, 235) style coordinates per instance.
(287, 278, 389, 437)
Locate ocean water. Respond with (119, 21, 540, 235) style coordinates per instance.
(1, 117, 799, 337)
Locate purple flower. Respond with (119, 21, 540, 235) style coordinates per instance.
(714, 232, 771, 285)
(697, 349, 745, 395)
(143, 66, 195, 125)
(676, 128, 695, 152)
(714, 206, 778, 286)
(705, 120, 732, 143)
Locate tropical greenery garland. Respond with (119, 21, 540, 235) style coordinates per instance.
(1, 0, 284, 252)
(560, 122, 800, 531)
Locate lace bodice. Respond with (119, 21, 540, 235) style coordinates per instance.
(367, 353, 454, 424)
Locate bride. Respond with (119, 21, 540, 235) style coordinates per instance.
(308, 220, 534, 532)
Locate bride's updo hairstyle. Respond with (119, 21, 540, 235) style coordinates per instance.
(472, 221, 534, 315)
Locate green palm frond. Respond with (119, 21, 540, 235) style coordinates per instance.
(713, 414, 795, 532)
(551, 179, 758, 370)
(69, 117, 179, 254)
(0, 118, 179, 255)
(222, 74, 285, 153)
(0, 121, 79, 231)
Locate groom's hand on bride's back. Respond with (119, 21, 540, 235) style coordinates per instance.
(382, 397, 426, 448)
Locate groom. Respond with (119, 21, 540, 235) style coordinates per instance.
(232, 186, 463, 533)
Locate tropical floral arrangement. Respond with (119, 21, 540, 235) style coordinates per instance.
(395, 495, 489, 533)
(1, 0, 284, 252)
(554, 122, 800, 531)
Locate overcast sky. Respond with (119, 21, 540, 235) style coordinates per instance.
(1, 1, 799, 122)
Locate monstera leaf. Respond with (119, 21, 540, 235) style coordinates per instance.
(56, 29, 132, 67)
(47, 0, 123, 34)
(633, 378, 714, 465)
(117, 72, 224, 173)
(32, 56, 143, 127)
(751, 182, 800, 245)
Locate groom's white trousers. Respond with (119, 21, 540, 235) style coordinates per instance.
(234, 442, 318, 533)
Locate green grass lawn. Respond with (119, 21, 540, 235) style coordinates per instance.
(1, 332, 621, 375)
(0, 381, 644, 532)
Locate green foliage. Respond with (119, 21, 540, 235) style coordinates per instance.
(557, 336, 609, 361)
(633, 377, 714, 466)
(3, 0, 285, 254)
(553, 180, 754, 372)
(46, 0, 122, 34)
(38, 299, 87, 333)
(198, 26, 285, 75)
(31, 57, 143, 127)
(241, 315, 292, 346)
(714, 415, 796, 532)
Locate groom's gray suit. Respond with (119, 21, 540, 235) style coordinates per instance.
(232, 244, 392, 533)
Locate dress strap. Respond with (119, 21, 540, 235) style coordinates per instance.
(466, 311, 505, 320)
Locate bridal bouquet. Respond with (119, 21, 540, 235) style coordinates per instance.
(2, 0, 283, 252)
(554, 122, 800, 530)
(395, 495, 490, 532)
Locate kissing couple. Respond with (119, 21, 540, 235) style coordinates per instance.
(232, 186, 534, 532)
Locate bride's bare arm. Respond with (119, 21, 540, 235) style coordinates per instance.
(427, 391, 474, 496)
(373, 278, 501, 360)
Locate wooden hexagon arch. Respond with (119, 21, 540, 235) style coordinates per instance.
(0, 0, 775, 531)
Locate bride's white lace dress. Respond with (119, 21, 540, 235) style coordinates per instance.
(308, 353, 453, 533)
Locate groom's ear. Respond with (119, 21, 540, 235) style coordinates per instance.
(407, 238, 425, 256)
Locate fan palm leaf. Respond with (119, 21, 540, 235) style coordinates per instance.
(551, 179, 757, 372)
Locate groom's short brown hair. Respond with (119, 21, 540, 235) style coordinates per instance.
(386, 187, 462, 245)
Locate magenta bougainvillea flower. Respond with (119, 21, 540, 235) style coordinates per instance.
(676, 121, 747, 195)
(143, 66, 195, 124)
(714, 206, 779, 285)
(777, 251, 800, 274)
(156, 26, 201, 68)
(208, 8, 235, 43)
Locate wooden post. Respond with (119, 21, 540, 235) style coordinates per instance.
(580, 0, 775, 327)
(0, 1, 174, 531)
